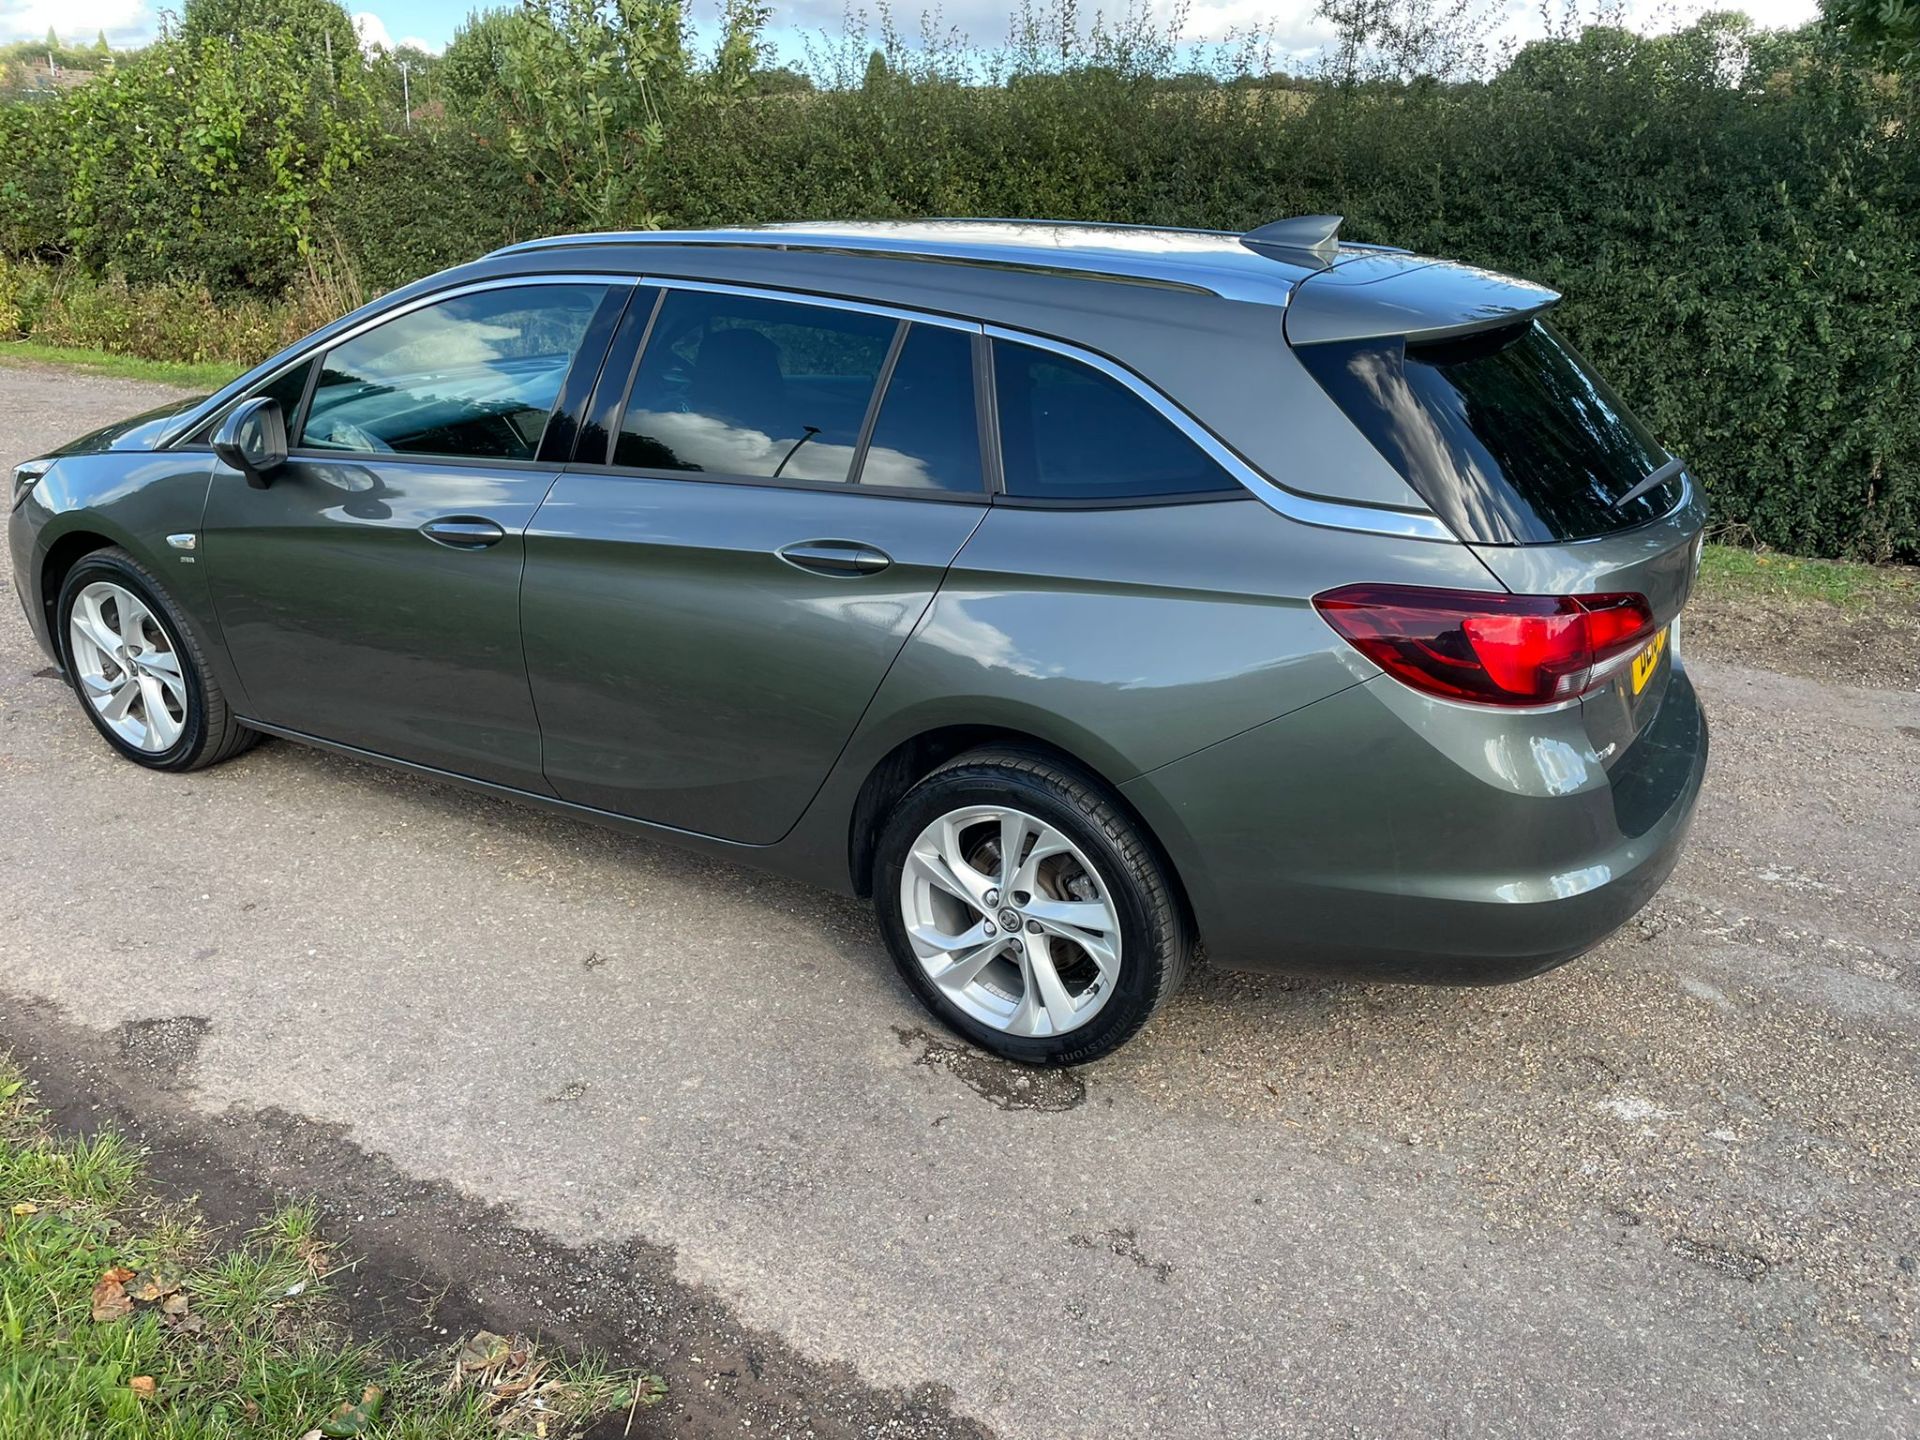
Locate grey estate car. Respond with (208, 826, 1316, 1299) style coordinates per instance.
(9, 217, 1708, 1064)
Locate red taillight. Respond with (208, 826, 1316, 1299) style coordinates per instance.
(1313, 584, 1657, 708)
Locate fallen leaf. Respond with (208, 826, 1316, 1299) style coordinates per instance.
(317, 1384, 386, 1438)
(9, 1202, 36, 1217)
(127, 1269, 182, 1303)
(129, 1376, 157, 1400)
(160, 1292, 190, 1316)
(90, 1267, 136, 1323)
(457, 1330, 511, 1372)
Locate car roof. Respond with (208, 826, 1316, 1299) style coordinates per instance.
(487, 218, 1427, 307)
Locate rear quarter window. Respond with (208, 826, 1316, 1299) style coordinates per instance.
(992, 340, 1241, 502)
(1296, 320, 1676, 544)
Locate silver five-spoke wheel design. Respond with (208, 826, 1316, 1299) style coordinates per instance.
(67, 580, 187, 753)
(899, 805, 1122, 1038)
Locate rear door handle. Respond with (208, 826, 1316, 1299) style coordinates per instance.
(421, 517, 507, 550)
(776, 540, 892, 577)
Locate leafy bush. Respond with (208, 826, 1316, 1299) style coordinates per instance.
(317, 131, 558, 294)
(0, 256, 353, 365)
(643, 17, 1918, 559)
(54, 23, 376, 292)
(1, 4, 1915, 559)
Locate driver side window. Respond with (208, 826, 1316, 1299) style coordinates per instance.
(300, 284, 609, 462)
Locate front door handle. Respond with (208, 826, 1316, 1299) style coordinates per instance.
(421, 517, 507, 550)
(776, 539, 892, 577)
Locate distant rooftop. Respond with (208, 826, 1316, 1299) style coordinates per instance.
(490, 218, 1412, 305)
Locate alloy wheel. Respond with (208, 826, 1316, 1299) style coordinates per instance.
(67, 580, 188, 753)
(898, 804, 1123, 1037)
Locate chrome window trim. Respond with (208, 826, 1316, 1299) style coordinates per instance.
(638, 275, 985, 334)
(159, 274, 641, 448)
(982, 324, 1456, 540)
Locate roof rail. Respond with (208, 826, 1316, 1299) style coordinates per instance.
(1240, 215, 1344, 267)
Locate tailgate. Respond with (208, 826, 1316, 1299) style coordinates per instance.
(1468, 475, 1707, 765)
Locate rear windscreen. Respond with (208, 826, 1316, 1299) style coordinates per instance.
(1296, 320, 1677, 544)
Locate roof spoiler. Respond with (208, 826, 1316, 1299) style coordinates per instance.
(1284, 258, 1562, 347)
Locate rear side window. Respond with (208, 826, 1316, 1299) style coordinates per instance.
(860, 325, 983, 493)
(614, 291, 897, 482)
(301, 284, 608, 461)
(992, 340, 1240, 501)
(1296, 320, 1675, 545)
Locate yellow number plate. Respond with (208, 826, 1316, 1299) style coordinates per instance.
(1631, 626, 1669, 694)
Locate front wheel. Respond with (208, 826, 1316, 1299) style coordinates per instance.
(873, 748, 1191, 1065)
(55, 547, 257, 772)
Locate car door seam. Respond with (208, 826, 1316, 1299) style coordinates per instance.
(762, 501, 994, 848)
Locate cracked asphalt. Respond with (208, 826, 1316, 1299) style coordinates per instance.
(3, 363, 1918, 1438)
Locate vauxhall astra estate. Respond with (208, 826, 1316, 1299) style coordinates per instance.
(8, 217, 1709, 1064)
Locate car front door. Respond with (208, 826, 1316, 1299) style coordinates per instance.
(522, 284, 989, 844)
(201, 279, 630, 790)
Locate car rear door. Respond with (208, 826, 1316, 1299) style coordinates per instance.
(201, 278, 631, 790)
(521, 283, 988, 844)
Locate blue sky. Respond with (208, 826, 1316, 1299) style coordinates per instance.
(4, 0, 1822, 62)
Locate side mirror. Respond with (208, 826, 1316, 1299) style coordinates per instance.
(212, 397, 288, 489)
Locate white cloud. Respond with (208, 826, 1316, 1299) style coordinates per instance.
(0, 0, 156, 46)
(351, 11, 440, 55)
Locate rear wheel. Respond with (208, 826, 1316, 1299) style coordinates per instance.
(874, 748, 1189, 1065)
(55, 548, 256, 772)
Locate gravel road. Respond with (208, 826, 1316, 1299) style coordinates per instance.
(3, 362, 1917, 1439)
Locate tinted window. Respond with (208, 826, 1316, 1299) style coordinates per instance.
(614, 291, 896, 482)
(1295, 320, 1675, 545)
(301, 285, 607, 461)
(993, 341, 1239, 501)
(859, 325, 983, 493)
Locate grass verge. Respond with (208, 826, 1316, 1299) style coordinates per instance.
(0, 342, 241, 392)
(0, 1055, 660, 1439)
(1696, 543, 1919, 611)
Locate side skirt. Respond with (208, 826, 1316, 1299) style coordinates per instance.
(235, 718, 857, 896)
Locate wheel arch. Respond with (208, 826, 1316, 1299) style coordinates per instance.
(37, 528, 120, 647)
(844, 724, 1199, 941)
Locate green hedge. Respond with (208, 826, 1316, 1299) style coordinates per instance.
(319, 132, 561, 294)
(3, 18, 1915, 560)
(640, 31, 1918, 561)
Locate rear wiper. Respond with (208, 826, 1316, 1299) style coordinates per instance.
(1612, 455, 1685, 510)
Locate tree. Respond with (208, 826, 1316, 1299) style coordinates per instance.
(748, 64, 813, 94)
(1820, 0, 1919, 68)
(441, 0, 765, 230)
(863, 46, 888, 89)
(179, 0, 360, 74)
(57, 23, 377, 288)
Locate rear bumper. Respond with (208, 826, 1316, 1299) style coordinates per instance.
(1123, 665, 1709, 985)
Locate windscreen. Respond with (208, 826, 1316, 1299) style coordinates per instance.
(1296, 319, 1677, 544)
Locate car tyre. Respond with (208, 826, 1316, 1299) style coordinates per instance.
(874, 747, 1190, 1065)
(55, 547, 257, 772)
